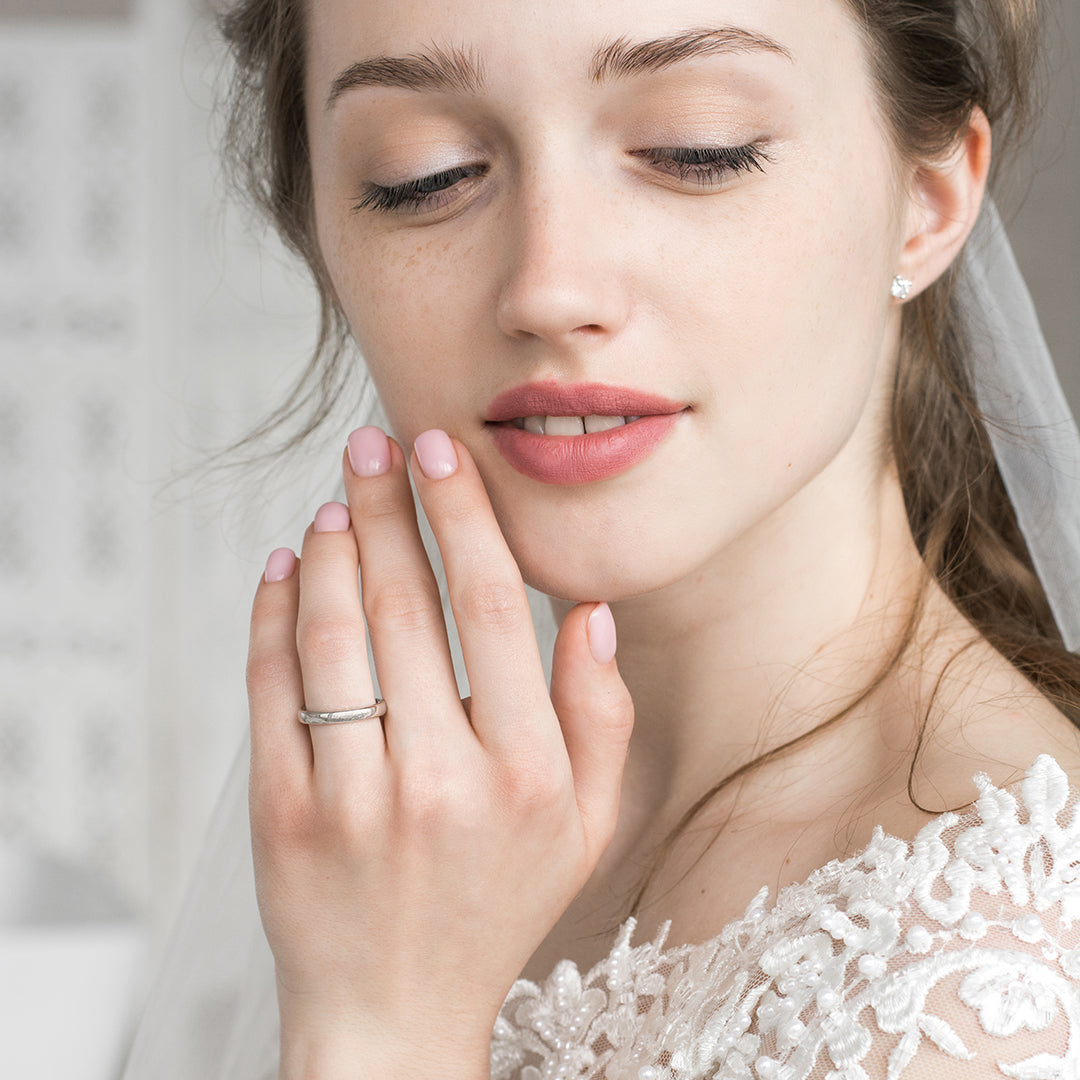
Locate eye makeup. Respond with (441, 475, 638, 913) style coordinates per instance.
(351, 141, 770, 216)
(352, 163, 489, 213)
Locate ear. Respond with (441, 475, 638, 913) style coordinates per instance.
(897, 108, 991, 298)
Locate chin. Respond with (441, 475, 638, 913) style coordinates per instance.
(501, 516, 703, 604)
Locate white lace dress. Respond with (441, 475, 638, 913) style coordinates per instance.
(490, 756, 1080, 1080)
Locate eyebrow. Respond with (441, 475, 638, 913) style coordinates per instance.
(327, 44, 484, 107)
(326, 27, 792, 109)
(589, 27, 793, 83)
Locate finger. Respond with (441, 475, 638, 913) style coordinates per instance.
(248, 547, 311, 791)
(342, 429, 463, 758)
(410, 430, 553, 755)
(296, 501, 386, 791)
(550, 603, 634, 860)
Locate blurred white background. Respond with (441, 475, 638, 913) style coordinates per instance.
(0, 0, 1075, 1076)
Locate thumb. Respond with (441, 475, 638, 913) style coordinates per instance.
(550, 602, 634, 860)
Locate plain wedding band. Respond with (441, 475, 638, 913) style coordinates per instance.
(298, 699, 387, 725)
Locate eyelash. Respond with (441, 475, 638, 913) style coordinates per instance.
(631, 143, 769, 184)
(352, 143, 769, 215)
(352, 164, 488, 214)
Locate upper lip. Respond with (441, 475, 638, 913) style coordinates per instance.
(485, 381, 688, 423)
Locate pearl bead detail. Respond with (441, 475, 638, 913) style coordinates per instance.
(784, 1018, 807, 1042)
(960, 912, 987, 938)
(858, 954, 887, 979)
(1014, 913, 1043, 940)
(906, 925, 933, 953)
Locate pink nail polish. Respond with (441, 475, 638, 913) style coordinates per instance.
(587, 603, 617, 664)
(313, 501, 350, 533)
(264, 547, 297, 583)
(414, 429, 459, 480)
(347, 426, 391, 477)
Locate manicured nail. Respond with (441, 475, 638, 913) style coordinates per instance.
(347, 426, 390, 477)
(313, 501, 351, 533)
(414, 429, 458, 480)
(587, 603, 617, 664)
(264, 547, 297, 583)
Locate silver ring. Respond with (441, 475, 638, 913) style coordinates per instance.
(298, 699, 387, 725)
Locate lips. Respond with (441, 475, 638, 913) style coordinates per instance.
(485, 381, 686, 423)
(485, 380, 688, 485)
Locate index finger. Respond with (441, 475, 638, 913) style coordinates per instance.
(410, 430, 557, 757)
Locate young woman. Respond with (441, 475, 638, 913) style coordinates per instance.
(124, 0, 1080, 1076)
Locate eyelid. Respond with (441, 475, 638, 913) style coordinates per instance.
(352, 162, 487, 214)
(350, 140, 770, 216)
(632, 142, 770, 174)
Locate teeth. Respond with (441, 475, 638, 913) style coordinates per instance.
(584, 414, 626, 433)
(545, 415, 586, 436)
(517, 414, 633, 435)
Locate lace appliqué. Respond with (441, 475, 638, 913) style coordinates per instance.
(492, 755, 1080, 1079)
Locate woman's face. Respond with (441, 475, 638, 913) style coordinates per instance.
(304, 0, 909, 602)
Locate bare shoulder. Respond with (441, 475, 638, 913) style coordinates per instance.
(906, 632, 1080, 813)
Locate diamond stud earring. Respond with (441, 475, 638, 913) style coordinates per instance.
(890, 275, 913, 301)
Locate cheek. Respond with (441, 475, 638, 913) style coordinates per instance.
(659, 157, 896, 440)
(321, 223, 488, 441)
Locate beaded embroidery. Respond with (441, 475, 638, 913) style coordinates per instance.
(492, 756, 1080, 1079)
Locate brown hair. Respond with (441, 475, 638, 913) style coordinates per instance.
(218, 0, 354, 458)
(216, 0, 1080, 909)
(846, 0, 1080, 707)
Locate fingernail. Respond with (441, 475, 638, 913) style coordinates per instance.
(313, 501, 351, 533)
(414, 429, 458, 480)
(347, 426, 390, 477)
(264, 547, 297, 583)
(587, 603, 617, 664)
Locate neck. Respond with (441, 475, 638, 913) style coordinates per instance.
(553, 455, 943, 853)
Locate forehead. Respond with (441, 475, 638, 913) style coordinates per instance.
(304, 0, 870, 105)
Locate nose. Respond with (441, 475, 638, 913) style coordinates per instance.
(494, 177, 632, 348)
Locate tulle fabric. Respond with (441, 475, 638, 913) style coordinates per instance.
(120, 199, 1080, 1078)
(961, 203, 1080, 650)
(121, 735, 278, 1079)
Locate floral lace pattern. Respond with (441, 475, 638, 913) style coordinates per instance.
(492, 756, 1080, 1079)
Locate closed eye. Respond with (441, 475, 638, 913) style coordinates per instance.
(633, 144, 770, 186)
(351, 143, 768, 216)
(352, 163, 488, 214)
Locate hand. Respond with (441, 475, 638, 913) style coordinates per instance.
(247, 426, 634, 1079)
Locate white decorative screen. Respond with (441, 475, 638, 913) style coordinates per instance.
(0, 4, 325, 942)
(0, 27, 153, 909)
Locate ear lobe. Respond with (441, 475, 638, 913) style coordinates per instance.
(898, 108, 992, 297)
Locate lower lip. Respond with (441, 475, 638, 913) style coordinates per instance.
(488, 412, 684, 485)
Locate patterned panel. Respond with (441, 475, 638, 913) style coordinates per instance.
(0, 28, 150, 912)
(0, 9, 323, 943)
(0, 0, 133, 18)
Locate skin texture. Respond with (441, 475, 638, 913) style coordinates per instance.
(247, 0, 1080, 1076)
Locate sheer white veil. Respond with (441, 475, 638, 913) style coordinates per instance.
(119, 198, 1080, 1078)
(961, 202, 1080, 649)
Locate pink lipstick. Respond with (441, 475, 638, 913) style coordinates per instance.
(485, 381, 688, 485)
